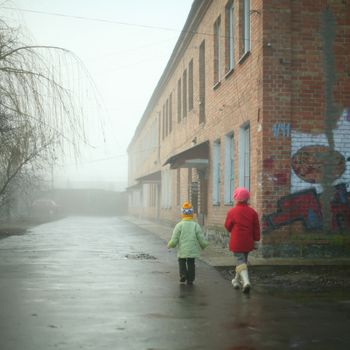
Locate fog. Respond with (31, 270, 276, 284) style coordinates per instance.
(3, 0, 193, 192)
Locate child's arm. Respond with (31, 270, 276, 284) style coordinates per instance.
(224, 210, 234, 232)
(195, 224, 208, 249)
(167, 222, 182, 248)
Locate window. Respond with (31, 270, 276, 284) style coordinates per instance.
(150, 184, 157, 208)
(187, 168, 192, 199)
(199, 40, 206, 124)
(158, 111, 161, 150)
(166, 99, 169, 136)
(224, 133, 234, 204)
(239, 124, 250, 190)
(169, 93, 173, 133)
(162, 106, 165, 140)
(176, 169, 180, 206)
(163, 104, 167, 137)
(149, 117, 158, 152)
(177, 78, 182, 122)
(240, 0, 250, 58)
(188, 59, 194, 111)
(142, 184, 149, 208)
(213, 16, 221, 84)
(212, 139, 221, 205)
(161, 169, 172, 209)
(182, 69, 187, 119)
(225, 1, 235, 72)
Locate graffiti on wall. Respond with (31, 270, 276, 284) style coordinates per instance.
(272, 122, 291, 140)
(264, 109, 350, 233)
(263, 184, 350, 231)
(263, 9, 350, 236)
(291, 145, 345, 184)
(291, 110, 350, 194)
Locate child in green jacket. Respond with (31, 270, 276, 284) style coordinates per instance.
(167, 202, 208, 285)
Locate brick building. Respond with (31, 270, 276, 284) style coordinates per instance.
(127, 0, 350, 258)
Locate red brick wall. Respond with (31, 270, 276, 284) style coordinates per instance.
(261, 0, 350, 251)
(128, 0, 350, 257)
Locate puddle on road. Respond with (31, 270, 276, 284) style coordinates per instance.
(124, 252, 157, 260)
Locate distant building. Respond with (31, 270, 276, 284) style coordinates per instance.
(54, 179, 127, 192)
(127, 0, 350, 258)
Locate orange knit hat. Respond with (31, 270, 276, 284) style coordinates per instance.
(181, 201, 193, 218)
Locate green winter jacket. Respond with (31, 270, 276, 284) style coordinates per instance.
(167, 219, 208, 258)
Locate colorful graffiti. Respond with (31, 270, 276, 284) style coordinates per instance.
(291, 109, 350, 194)
(264, 109, 350, 233)
(291, 145, 345, 184)
(263, 184, 350, 231)
(272, 122, 291, 140)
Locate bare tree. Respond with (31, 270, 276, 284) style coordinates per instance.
(0, 15, 99, 211)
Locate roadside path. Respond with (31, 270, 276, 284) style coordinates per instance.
(0, 216, 349, 350)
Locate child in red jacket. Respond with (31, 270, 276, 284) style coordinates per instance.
(224, 187, 260, 293)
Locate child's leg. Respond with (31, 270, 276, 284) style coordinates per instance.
(187, 258, 195, 284)
(178, 258, 187, 282)
(234, 252, 251, 293)
(234, 252, 248, 265)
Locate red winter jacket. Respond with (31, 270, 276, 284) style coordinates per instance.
(224, 202, 260, 253)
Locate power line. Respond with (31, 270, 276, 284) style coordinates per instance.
(2, 6, 180, 32)
(4, 6, 214, 38)
(3, 6, 266, 43)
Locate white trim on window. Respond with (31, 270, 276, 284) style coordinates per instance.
(161, 169, 172, 209)
(214, 16, 221, 84)
(238, 124, 250, 190)
(243, 0, 251, 55)
(224, 133, 234, 204)
(226, 1, 235, 71)
(212, 139, 221, 205)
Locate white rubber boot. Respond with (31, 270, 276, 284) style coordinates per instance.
(237, 263, 251, 293)
(231, 272, 240, 289)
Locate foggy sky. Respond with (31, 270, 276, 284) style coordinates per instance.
(3, 0, 193, 190)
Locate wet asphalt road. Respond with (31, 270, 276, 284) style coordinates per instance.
(0, 216, 349, 350)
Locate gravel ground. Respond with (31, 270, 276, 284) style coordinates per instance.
(217, 265, 350, 301)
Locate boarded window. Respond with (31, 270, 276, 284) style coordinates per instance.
(239, 124, 250, 190)
(182, 69, 187, 119)
(188, 59, 194, 111)
(224, 133, 234, 204)
(213, 16, 221, 84)
(212, 139, 221, 205)
(225, 1, 235, 72)
(239, 0, 250, 57)
(199, 40, 206, 124)
(177, 78, 182, 122)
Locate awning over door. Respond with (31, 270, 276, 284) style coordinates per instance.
(126, 182, 141, 191)
(163, 140, 209, 169)
(135, 170, 161, 183)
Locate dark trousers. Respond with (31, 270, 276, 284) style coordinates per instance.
(178, 258, 195, 282)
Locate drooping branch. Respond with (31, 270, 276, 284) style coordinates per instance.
(0, 11, 103, 214)
(0, 45, 70, 61)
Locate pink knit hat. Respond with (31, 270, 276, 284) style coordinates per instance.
(233, 187, 250, 202)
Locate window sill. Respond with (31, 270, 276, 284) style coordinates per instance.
(238, 51, 251, 65)
(212, 202, 221, 206)
(224, 68, 234, 79)
(212, 81, 221, 90)
(224, 202, 233, 206)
